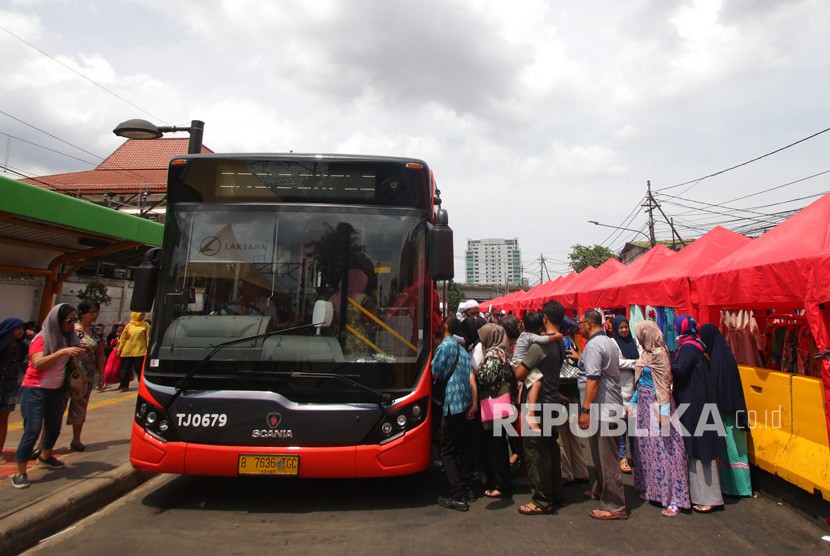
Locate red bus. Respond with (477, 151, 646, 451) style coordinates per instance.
(129, 154, 453, 477)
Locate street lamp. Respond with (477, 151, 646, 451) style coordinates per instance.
(588, 220, 654, 246)
(113, 118, 204, 155)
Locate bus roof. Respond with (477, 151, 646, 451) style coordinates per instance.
(168, 153, 430, 167)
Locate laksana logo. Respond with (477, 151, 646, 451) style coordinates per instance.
(252, 412, 293, 439)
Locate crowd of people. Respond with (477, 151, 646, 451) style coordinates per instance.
(0, 304, 149, 490)
(431, 299, 751, 519)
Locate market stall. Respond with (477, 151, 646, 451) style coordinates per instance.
(696, 193, 830, 499)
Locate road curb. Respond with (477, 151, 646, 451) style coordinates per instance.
(0, 462, 155, 555)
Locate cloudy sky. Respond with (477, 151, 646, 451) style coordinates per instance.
(1, 0, 828, 283)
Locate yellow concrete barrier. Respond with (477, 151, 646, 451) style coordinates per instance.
(739, 365, 830, 501)
(786, 375, 830, 498)
(738, 366, 791, 473)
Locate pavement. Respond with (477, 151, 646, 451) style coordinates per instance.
(0, 387, 826, 554)
(0, 387, 155, 555)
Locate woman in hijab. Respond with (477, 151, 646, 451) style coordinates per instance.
(672, 315, 725, 512)
(0, 317, 26, 463)
(630, 321, 690, 517)
(116, 312, 150, 392)
(611, 315, 640, 473)
(476, 323, 514, 499)
(13, 304, 84, 489)
(699, 323, 752, 497)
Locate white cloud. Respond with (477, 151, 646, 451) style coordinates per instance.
(1, 0, 829, 284)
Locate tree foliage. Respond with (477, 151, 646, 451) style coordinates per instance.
(446, 280, 464, 313)
(568, 244, 617, 273)
(78, 279, 112, 306)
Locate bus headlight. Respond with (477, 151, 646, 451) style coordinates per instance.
(134, 395, 180, 443)
(368, 397, 429, 445)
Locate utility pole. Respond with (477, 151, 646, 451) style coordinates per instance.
(539, 254, 550, 283)
(643, 181, 657, 247)
(647, 182, 687, 247)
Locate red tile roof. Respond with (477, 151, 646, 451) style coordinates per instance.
(22, 138, 213, 193)
(98, 138, 212, 170)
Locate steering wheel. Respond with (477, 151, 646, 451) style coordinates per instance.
(216, 302, 266, 316)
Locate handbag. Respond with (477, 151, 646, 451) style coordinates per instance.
(560, 338, 579, 383)
(64, 358, 87, 399)
(480, 391, 517, 421)
(560, 359, 579, 382)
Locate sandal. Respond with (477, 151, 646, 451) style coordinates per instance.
(518, 502, 554, 515)
(582, 490, 600, 501)
(589, 509, 629, 520)
(620, 458, 632, 474)
(662, 505, 679, 517)
(484, 489, 511, 498)
(639, 492, 648, 501)
(0, 455, 7, 464)
(693, 505, 715, 513)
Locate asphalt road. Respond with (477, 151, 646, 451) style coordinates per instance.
(25, 465, 830, 554)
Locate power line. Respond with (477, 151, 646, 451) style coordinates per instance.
(0, 131, 99, 166)
(598, 195, 647, 248)
(0, 111, 162, 187)
(655, 126, 830, 193)
(0, 109, 105, 162)
(0, 24, 168, 125)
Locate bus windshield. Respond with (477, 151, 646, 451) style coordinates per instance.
(148, 203, 428, 392)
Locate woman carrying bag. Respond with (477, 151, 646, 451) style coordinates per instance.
(476, 323, 515, 499)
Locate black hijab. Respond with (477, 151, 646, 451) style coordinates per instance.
(700, 323, 749, 429)
(612, 315, 639, 359)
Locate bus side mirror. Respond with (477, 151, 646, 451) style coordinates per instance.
(313, 300, 334, 334)
(428, 209, 454, 280)
(131, 248, 163, 312)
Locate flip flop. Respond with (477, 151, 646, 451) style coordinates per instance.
(518, 502, 554, 515)
(662, 505, 679, 517)
(620, 458, 632, 474)
(693, 505, 715, 513)
(589, 509, 629, 520)
(484, 489, 512, 498)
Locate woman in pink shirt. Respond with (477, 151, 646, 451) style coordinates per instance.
(12, 304, 84, 489)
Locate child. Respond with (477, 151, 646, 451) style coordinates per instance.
(513, 311, 561, 431)
(511, 311, 561, 373)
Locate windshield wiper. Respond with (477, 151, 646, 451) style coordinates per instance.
(164, 321, 324, 412)
(275, 371, 394, 409)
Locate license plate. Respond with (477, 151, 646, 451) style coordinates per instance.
(238, 454, 299, 476)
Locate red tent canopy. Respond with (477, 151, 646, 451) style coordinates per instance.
(610, 226, 751, 314)
(580, 244, 677, 310)
(697, 193, 830, 445)
(557, 258, 625, 310)
(525, 271, 578, 311)
(509, 277, 557, 314)
(500, 288, 533, 313)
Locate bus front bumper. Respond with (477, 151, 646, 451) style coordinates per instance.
(129, 420, 431, 478)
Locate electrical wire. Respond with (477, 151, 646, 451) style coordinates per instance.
(0, 131, 99, 166)
(0, 24, 168, 125)
(655, 126, 830, 193)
